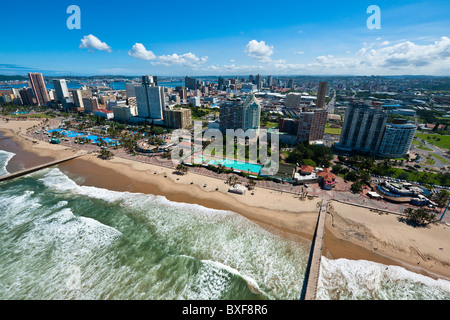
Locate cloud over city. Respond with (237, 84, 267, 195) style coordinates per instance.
(79, 35, 112, 52)
(128, 43, 208, 68)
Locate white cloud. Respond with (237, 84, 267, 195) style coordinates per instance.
(128, 43, 156, 61)
(295, 51, 305, 55)
(79, 34, 111, 52)
(128, 43, 207, 68)
(380, 40, 391, 47)
(245, 40, 274, 62)
(153, 52, 208, 67)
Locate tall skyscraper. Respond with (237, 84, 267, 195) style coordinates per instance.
(219, 94, 261, 133)
(52, 79, 70, 101)
(296, 109, 328, 143)
(267, 75, 273, 87)
(70, 89, 84, 109)
(185, 76, 197, 90)
(255, 74, 262, 90)
(163, 109, 192, 129)
(28, 73, 49, 106)
(287, 79, 294, 89)
(377, 120, 416, 158)
(336, 104, 388, 154)
(316, 81, 328, 109)
(135, 77, 166, 119)
(19, 88, 35, 106)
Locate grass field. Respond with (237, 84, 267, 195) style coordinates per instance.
(432, 153, 450, 164)
(324, 127, 342, 135)
(416, 145, 434, 151)
(415, 133, 450, 150)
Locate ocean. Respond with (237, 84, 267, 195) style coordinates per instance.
(0, 149, 450, 300)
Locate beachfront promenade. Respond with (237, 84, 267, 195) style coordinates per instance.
(301, 200, 328, 300)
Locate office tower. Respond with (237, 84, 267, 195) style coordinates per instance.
(255, 74, 262, 90)
(185, 76, 197, 90)
(70, 89, 84, 109)
(82, 97, 99, 113)
(52, 79, 70, 101)
(287, 79, 294, 89)
(267, 76, 273, 87)
(28, 73, 49, 106)
(249, 75, 254, 84)
(219, 94, 261, 133)
(19, 88, 35, 106)
(336, 104, 387, 154)
(378, 121, 416, 158)
(125, 83, 140, 98)
(218, 76, 224, 90)
(296, 109, 328, 143)
(188, 96, 201, 107)
(285, 93, 302, 108)
(316, 81, 328, 109)
(163, 108, 192, 129)
(135, 82, 166, 119)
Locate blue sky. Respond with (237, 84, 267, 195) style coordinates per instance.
(1, 0, 449, 76)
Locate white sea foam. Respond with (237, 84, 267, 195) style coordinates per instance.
(0, 150, 15, 176)
(317, 257, 450, 300)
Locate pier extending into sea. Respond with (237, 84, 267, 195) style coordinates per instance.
(301, 200, 328, 300)
(0, 152, 89, 182)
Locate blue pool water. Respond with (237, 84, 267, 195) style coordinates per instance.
(195, 156, 262, 174)
(47, 130, 119, 145)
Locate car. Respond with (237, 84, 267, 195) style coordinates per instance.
(304, 184, 309, 188)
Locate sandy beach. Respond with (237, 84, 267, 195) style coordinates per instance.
(1, 118, 450, 282)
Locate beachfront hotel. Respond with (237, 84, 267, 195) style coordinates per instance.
(135, 75, 166, 120)
(219, 94, 261, 133)
(28, 72, 50, 106)
(336, 104, 416, 158)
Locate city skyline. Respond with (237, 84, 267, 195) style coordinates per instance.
(1, 0, 449, 77)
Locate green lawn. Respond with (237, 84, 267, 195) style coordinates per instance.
(432, 153, 450, 164)
(9, 113, 54, 119)
(415, 133, 450, 150)
(388, 168, 443, 185)
(324, 127, 342, 135)
(416, 145, 434, 151)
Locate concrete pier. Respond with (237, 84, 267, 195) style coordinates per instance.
(301, 200, 328, 300)
(0, 152, 89, 182)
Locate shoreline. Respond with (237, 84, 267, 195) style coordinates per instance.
(1, 119, 450, 283)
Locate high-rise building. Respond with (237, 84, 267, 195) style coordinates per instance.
(296, 109, 328, 143)
(287, 79, 294, 89)
(163, 108, 192, 129)
(285, 93, 302, 108)
(316, 81, 328, 109)
(185, 76, 197, 90)
(255, 74, 262, 90)
(219, 95, 261, 133)
(377, 121, 416, 158)
(28, 73, 49, 106)
(19, 88, 35, 106)
(125, 83, 140, 98)
(135, 80, 166, 119)
(82, 97, 99, 114)
(70, 89, 84, 109)
(336, 104, 388, 154)
(267, 76, 273, 87)
(52, 79, 70, 101)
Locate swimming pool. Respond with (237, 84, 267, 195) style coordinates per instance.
(47, 130, 119, 145)
(195, 156, 263, 174)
